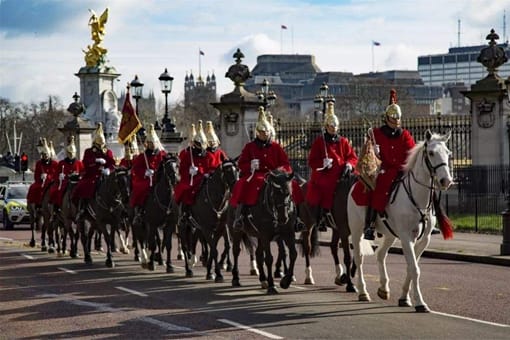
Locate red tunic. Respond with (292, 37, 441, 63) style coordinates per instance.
(119, 158, 133, 169)
(129, 150, 167, 207)
(229, 139, 303, 207)
(351, 126, 415, 211)
(174, 147, 213, 205)
(71, 146, 115, 201)
(306, 134, 358, 210)
(27, 159, 59, 205)
(49, 158, 84, 207)
(207, 147, 228, 172)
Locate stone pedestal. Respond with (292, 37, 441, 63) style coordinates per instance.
(58, 115, 95, 160)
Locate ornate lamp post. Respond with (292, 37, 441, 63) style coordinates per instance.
(256, 78, 277, 110)
(130, 75, 144, 138)
(158, 68, 175, 133)
(313, 82, 335, 122)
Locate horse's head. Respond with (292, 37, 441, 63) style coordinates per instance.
(157, 156, 179, 186)
(266, 169, 294, 225)
(112, 167, 131, 203)
(220, 159, 239, 190)
(423, 130, 453, 190)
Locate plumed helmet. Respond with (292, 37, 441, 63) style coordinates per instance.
(193, 120, 208, 150)
(188, 123, 197, 144)
(48, 140, 57, 160)
(265, 111, 277, 138)
(66, 136, 77, 159)
(145, 124, 163, 150)
(255, 106, 272, 134)
(37, 137, 50, 156)
(323, 101, 339, 128)
(385, 89, 402, 120)
(93, 122, 106, 147)
(205, 121, 220, 148)
(123, 135, 138, 160)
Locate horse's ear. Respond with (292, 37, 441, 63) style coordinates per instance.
(425, 129, 433, 141)
(443, 130, 452, 143)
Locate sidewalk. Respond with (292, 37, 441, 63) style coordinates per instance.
(317, 230, 510, 267)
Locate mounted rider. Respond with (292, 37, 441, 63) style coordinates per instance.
(175, 121, 214, 222)
(27, 137, 59, 208)
(72, 123, 116, 221)
(130, 124, 167, 224)
(363, 89, 416, 240)
(306, 101, 358, 229)
(119, 135, 139, 169)
(205, 120, 228, 171)
(49, 135, 84, 212)
(231, 106, 304, 231)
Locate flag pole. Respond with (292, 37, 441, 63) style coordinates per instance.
(198, 48, 202, 78)
(371, 42, 374, 72)
(280, 28, 283, 54)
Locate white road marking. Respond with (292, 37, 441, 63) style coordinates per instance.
(291, 285, 308, 290)
(138, 316, 193, 332)
(22, 254, 34, 260)
(57, 267, 77, 274)
(115, 286, 148, 297)
(432, 311, 510, 327)
(0, 237, 13, 241)
(218, 318, 283, 339)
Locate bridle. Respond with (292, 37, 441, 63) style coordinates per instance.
(203, 160, 237, 219)
(263, 171, 293, 225)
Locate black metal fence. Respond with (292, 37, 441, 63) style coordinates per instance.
(275, 114, 507, 233)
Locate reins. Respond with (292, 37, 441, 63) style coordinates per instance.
(203, 162, 235, 219)
(153, 159, 177, 215)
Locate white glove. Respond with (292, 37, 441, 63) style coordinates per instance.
(102, 168, 110, 176)
(374, 144, 380, 157)
(250, 159, 260, 172)
(41, 173, 48, 181)
(322, 158, 333, 169)
(345, 163, 353, 171)
(95, 158, 106, 165)
(189, 166, 198, 176)
(59, 173, 65, 181)
(145, 169, 154, 177)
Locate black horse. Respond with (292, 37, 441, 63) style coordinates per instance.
(76, 168, 130, 267)
(230, 169, 297, 294)
(181, 159, 238, 281)
(300, 171, 358, 292)
(134, 156, 179, 272)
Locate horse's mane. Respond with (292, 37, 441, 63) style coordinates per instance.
(402, 132, 442, 173)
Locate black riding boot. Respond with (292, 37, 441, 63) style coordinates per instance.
(364, 206, 378, 240)
(295, 204, 305, 232)
(233, 204, 245, 231)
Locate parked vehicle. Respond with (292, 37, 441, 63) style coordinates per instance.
(0, 182, 30, 229)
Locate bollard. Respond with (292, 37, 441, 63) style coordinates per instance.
(502, 208, 510, 255)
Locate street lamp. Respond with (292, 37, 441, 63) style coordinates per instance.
(158, 68, 176, 133)
(256, 78, 277, 110)
(130, 75, 144, 138)
(313, 82, 335, 122)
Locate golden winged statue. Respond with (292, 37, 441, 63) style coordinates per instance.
(83, 8, 109, 67)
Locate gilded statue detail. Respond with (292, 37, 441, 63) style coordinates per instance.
(83, 8, 109, 68)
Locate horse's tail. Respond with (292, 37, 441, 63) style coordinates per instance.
(300, 225, 319, 257)
(433, 192, 454, 240)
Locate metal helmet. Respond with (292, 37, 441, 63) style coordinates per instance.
(265, 111, 277, 139)
(66, 136, 77, 159)
(188, 123, 197, 145)
(123, 135, 138, 161)
(385, 89, 402, 120)
(255, 106, 272, 136)
(93, 122, 106, 147)
(48, 140, 57, 160)
(193, 120, 208, 150)
(205, 121, 220, 148)
(145, 124, 163, 151)
(323, 101, 339, 128)
(37, 137, 50, 157)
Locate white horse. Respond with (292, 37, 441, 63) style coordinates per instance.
(347, 130, 453, 313)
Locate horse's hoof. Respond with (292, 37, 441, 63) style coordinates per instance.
(57, 252, 64, 258)
(141, 262, 148, 269)
(148, 263, 155, 271)
(106, 259, 115, 268)
(48, 247, 55, 254)
(166, 265, 175, 274)
(29, 240, 35, 248)
(339, 273, 348, 285)
(267, 286, 279, 295)
(346, 284, 357, 293)
(226, 264, 233, 272)
(398, 298, 412, 307)
(186, 270, 193, 278)
(84, 255, 93, 264)
(206, 273, 214, 280)
(280, 275, 293, 289)
(304, 277, 315, 285)
(359, 293, 371, 302)
(274, 270, 283, 279)
(232, 279, 241, 287)
(250, 269, 259, 276)
(41, 245, 47, 252)
(377, 288, 390, 300)
(415, 305, 430, 313)
(215, 275, 224, 283)
(177, 253, 184, 261)
(261, 281, 269, 289)
(155, 253, 163, 264)
(134, 255, 140, 263)
(70, 252, 78, 259)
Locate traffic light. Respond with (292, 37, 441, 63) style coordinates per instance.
(14, 154, 20, 172)
(20, 153, 28, 172)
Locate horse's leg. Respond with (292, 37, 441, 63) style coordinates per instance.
(40, 209, 48, 252)
(400, 237, 429, 312)
(262, 241, 277, 294)
(330, 229, 344, 285)
(103, 224, 115, 268)
(180, 226, 194, 277)
(280, 235, 297, 289)
(212, 233, 224, 283)
(29, 206, 36, 247)
(94, 231, 103, 251)
(147, 226, 157, 271)
(231, 231, 242, 287)
(256, 241, 268, 289)
(80, 220, 92, 264)
(163, 226, 174, 273)
(340, 234, 357, 293)
(274, 238, 285, 278)
(376, 235, 395, 301)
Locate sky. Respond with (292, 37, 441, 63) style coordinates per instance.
(1, 0, 509, 108)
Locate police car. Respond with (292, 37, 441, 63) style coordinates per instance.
(0, 182, 30, 229)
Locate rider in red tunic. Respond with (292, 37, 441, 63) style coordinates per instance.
(130, 124, 167, 222)
(363, 89, 416, 240)
(175, 121, 213, 206)
(306, 101, 358, 228)
(27, 138, 59, 207)
(49, 136, 84, 210)
(231, 107, 302, 231)
(119, 136, 138, 169)
(205, 120, 228, 172)
(72, 123, 116, 220)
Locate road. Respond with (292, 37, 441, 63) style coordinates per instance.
(1, 226, 509, 339)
